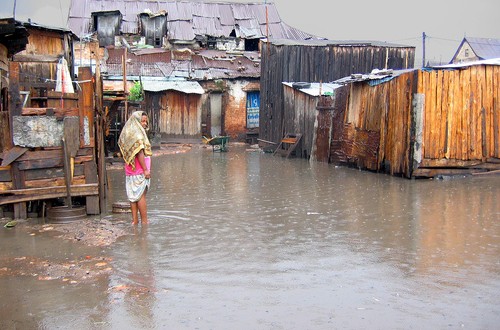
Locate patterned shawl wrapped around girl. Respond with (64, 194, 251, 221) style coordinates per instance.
(118, 111, 152, 171)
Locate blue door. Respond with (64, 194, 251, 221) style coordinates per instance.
(246, 91, 260, 128)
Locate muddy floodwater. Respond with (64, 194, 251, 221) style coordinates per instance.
(1, 144, 499, 329)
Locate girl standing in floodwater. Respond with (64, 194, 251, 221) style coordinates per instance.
(118, 111, 152, 225)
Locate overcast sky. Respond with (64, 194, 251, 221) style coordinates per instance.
(2, 0, 499, 65)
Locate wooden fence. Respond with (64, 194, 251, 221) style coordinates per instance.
(326, 64, 499, 178)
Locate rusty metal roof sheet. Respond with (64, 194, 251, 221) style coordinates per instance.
(283, 82, 342, 97)
(434, 57, 500, 69)
(103, 47, 260, 79)
(269, 39, 414, 48)
(142, 80, 204, 94)
(68, 1, 318, 40)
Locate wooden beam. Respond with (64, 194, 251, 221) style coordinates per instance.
(0, 183, 99, 206)
(12, 54, 60, 63)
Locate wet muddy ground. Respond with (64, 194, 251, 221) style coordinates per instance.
(1, 143, 499, 329)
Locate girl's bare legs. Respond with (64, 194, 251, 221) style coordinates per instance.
(130, 201, 139, 225)
(137, 193, 148, 224)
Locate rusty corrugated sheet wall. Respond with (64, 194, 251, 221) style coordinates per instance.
(418, 66, 500, 163)
(260, 41, 415, 145)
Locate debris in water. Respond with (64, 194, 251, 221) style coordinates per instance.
(4, 220, 17, 228)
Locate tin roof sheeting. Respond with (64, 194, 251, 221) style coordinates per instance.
(68, 1, 318, 40)
(269, 39, 413, 48)
(103, 47, 260, 79)
(434, 57, 500, 69)
(466, 37, 500, 60)
(167, 21, 196, 40)
(283, 82, 342, 97)
(142, 80, 205, 94)
(192, 16, 223, 37)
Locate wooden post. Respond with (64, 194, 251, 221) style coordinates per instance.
(8, 61, 27, 219)
(78, 67, 95, 148)
(78, 67, 100, 214)
(123, 48, 128, 121)
(93, 43, 107, 214)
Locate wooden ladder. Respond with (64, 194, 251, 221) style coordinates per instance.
(273, 133, 302, 158)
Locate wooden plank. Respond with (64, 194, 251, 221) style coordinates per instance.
(460, 68, 471, 160)
(435, 69, 444, 158)
(429, 70, 437, 158)
(495, 66, 500, 157)
(24, 175, 85, 189)
(0, 166, 11, 182)
(78, 67, 95, 148)
(16, 146, 93, 162)
(21, 107, 79, 118)
(84, 161, 100, 215)
(420, 158, 483, 167)
(0, 184, 99, 206)
(491, 66, 497, 156)
(452, 69, 462, 159)
(47, 91, 79, 100)
(377, 83, 388, 171)
(17, 155, 93, 171)
(12, 54, 60, 63)
(471, 65, 480, 159)
(0, 182, 13, 190)
(445, 71, 454, 159)
(439, 71, 453, 158)
(422, 70, 430, 159)
(412, 167, 485, 178)
(24, 164, 84, 181)
(96, 115, 107, 215)
(0, 146, 28, 166)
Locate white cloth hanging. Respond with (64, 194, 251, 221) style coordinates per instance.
(55, 57, 75, 93)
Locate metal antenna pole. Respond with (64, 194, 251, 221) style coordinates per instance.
(422, 32, 426, 68)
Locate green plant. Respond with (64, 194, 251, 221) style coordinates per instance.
(128, 81, 143, 101)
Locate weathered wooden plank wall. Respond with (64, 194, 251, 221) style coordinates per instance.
(326, 66, 499, 178)
(146, 91, 202, 138)
(260, 41, 415, 145)
(282, 85, 321, 158)
(329, 71, 416, 177)
(0, 67, 100, 216)
(417, 66, 500, 164)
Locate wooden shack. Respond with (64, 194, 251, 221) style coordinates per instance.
(259, 39, 415, 146)
(279, 82, 339, 159)
(0, 19, 29, 152)
(0, 22, 105, 219)
(310, 61, 500, 178)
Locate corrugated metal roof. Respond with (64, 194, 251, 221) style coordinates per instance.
(333, 69, 414, 86)
(142, 80, 204, 94)
(103, 47, 260, 79)
(465, 37, 500, 60)
(433, 57, 500, 69)
(269, 39, 413, 48)
(68, 1, 319, 40)
(283, 82, 342, 97)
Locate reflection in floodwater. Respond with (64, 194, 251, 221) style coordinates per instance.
(1, 145, 499, 329)
(107, 226, 157, 329)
